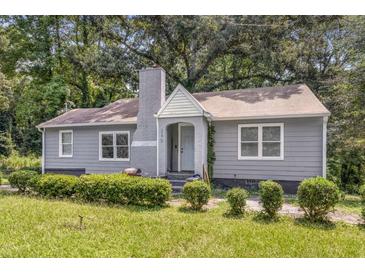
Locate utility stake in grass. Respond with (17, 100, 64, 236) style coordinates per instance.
(79, 215, 84, 230)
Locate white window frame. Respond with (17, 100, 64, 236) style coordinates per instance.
(99, 131, 130, 161)
(59, 130, 73, 158)
(238, 123, 284, 160)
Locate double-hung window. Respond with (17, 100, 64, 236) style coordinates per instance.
(238, 123, 284, 160)
(99, 131, 130, 161)
(59, 130, 73, 157)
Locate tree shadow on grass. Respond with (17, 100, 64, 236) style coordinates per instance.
(252, 211, 281, 224)
(223, 210, 245, 219)
(178, 205, 208, 214)
(294, 217, 336, 230)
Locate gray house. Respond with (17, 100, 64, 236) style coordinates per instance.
(37, 67, 330, 192)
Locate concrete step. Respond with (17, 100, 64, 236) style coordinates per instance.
(169, 179, 186, 186)
(166, 172, 194, 181)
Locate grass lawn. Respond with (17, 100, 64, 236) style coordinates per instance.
(1, 193, 365, 258)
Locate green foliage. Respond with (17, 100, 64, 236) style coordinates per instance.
(0, 132, 14, 156)
(8, 170, 39, 193)
(360, 185, 365, 221)
(35, 174, 79, 198)
(76, 174, 171, 206)
(298, 177, 340, 221)
(207, 123, 216, 180)
(226, 187, 249, 215)
(183, 180, 211, 210)
(259, 180, 284, 218)
(0, 151, 41, 174)
(328, 145, 365, 194)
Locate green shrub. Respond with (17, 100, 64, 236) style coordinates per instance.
(35, 174, 79, 198)
(0, 152, 41, 174)
(226, 187, 249, 215)
(77, 174, 171, 206)
(259, 180, 284, 218)
(360, 184, 365, 221)
(183, 180, 210, 210)
(298, 177, 340, 221)
(8, 170, 39, 193)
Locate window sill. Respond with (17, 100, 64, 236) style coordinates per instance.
(59, 155, 73, 158)
(238, 157, 284, 161)
(99, 158, 130, 162)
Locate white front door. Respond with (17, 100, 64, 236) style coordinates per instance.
(179, 125, 194, 171)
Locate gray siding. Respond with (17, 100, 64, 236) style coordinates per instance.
(213, 117, 323, 181)
(44, 125, 136, 174)
(159, 88, 202, 118)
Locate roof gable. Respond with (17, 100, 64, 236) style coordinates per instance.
(157, 84, 206, 118)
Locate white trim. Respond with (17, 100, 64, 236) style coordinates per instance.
(131, 141, 157, 147)
(213, 113, 330, 121)
(37, 127, 45, 174)
(156, 118, 159, 177)
(59, 130, 73, 158)
(156, 84, 209, 118)
(238, 123, 284, 160)
(99, 131, 130, 161)
(37, 121, 136, 129)
(177, 123, 182, 172)
(322, 116, 328, 178)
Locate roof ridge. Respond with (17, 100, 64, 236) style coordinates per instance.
(192, 83, 306, 96)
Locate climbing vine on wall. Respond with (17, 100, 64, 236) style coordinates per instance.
(207, 123, 216, 180)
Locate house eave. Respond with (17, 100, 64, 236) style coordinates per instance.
(37, 121, 137, 129)
(211, 112, 330, 121)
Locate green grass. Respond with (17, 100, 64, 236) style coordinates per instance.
(1, 193, 365, 257)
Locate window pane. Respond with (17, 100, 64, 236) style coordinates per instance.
(116, 147, 129, 159)
(263, 126, 280, 141)
(241, 127, 258, 141)
(62, 144, 72, 155)
(102, 134, 113, 146)
(263, 142, 281, 157)
(62, 132, 72, 144)
(102, 147, 114, 158)
(116, 134, 128, 146)
(241, 143, 258, 157)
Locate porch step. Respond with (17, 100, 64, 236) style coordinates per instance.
(169, 179, 187, 193)
(166, 172, 194, 181)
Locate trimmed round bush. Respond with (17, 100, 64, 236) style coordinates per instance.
(76, 174, 172, 206)
(297, 177, 340, 221)
(226, 187, 249, 215)
(259, 180, 284, 218)
(35, 174, 79, 198)
(8, 170, 39, 193)
(183, 180, 210, 210)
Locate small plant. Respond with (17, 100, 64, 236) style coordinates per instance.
(183, 180, 210, 210)
(35, 174, 79, 198)
(8, 170, 39, 193)
(360, 184, 365, 221)
(259, 180, 284, 218)
(298, 177, 340, 221)
(226, 187, 249, 215)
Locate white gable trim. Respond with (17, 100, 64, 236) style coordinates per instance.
(156, 84, 209, 118)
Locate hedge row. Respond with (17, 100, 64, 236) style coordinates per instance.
(8, 171, 172, 206)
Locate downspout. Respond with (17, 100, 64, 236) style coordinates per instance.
(322, 116, 328, 178)
(37, 127, 45, 174)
